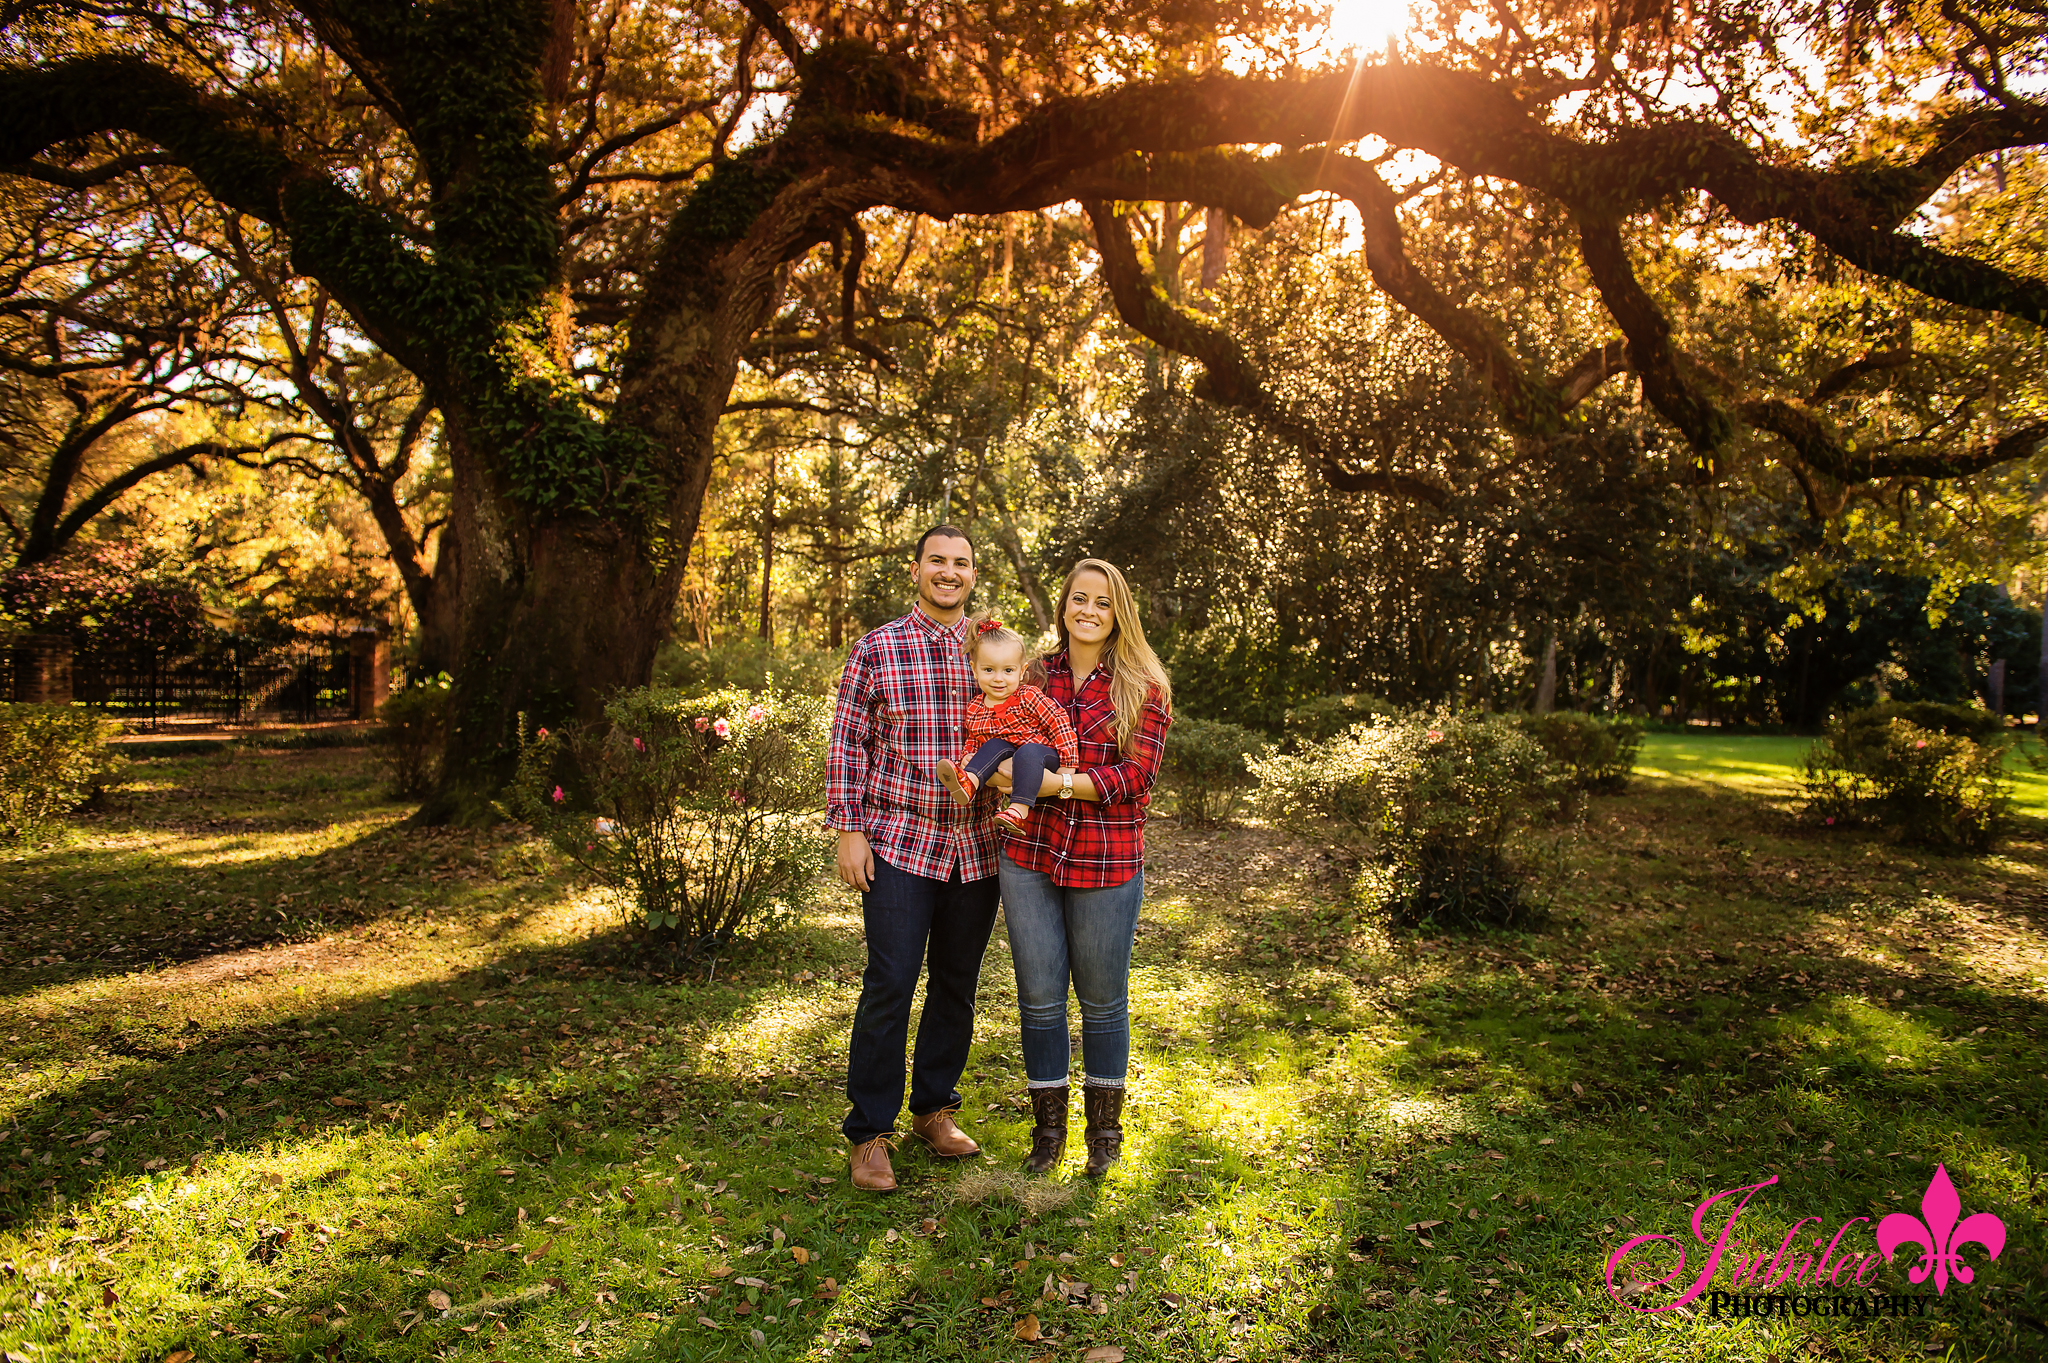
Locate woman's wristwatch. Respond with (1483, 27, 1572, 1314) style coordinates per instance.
(1058, 770, 1074, 800)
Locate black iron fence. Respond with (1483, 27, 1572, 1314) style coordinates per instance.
(8, 632, 369, 727)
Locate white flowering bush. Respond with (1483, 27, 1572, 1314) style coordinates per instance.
(510, 686, 829, 958)
(1252, 710, 1566, 928)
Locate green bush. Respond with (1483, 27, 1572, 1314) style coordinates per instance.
(1162, 717, 1270, 826)
(1514, 712, 1644, 792)
(510, 686, 829, 960)
(1253, 710, 1565, 930)
(1283, 693, 1394, 747)
(1837, 700, 2008, 745)
(1803, 708, 2011, 853)
(378, 676, 450, 797)
(0, 702, 121, 843)
(652, 638, 846, 697)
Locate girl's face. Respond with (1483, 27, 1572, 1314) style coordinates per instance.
(974, 638, 1025, 701)
(1064, 570, 1115, 648)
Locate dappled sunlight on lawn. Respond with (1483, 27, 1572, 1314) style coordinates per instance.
(4, 748, 2046, 1361)
(695, 981, 860, 1079)
(1637, 731, 1812, 791)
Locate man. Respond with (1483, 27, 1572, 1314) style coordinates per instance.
(826, 525, 999, 1192)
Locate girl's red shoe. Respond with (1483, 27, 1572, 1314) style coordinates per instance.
(938, 759, 979, 807)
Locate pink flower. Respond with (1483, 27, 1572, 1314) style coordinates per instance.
(1913, 740, 1928, 749)
(694, 717, 709, 732)
(746, 705, 766, 723)
(1825, 816, 1835, 826)
(729, 790, 747, 805)
(713, 718, 731, 738)
(551, 786, 565, 803)
(1427, 729, 1443, 743)
(536, 727, 549, 740)
(632, 736, 645, 752)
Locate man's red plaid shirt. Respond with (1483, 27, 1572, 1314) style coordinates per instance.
(1001, 650, 1171, 890)
(826, 605, 999, 882)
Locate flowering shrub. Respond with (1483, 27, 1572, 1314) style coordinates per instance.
(1803, 706, 2010, 853)
(1162, 717, 1271, 825)
(510, 686, 830, 958)
(1, 703, 122, 844)
(1513, 712, 1645, 792)
(1252, 710, 1565, 929)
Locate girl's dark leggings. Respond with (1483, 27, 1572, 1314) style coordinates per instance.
(963, 738, 1057, 807)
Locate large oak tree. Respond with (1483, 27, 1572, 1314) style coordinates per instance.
(5, 0, 2045, 813)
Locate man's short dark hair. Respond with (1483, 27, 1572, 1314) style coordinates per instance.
(915, 524, 975, 562)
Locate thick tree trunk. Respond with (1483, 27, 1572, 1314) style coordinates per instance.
(412, 409, 681, 823)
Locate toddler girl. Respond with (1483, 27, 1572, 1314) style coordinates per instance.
(939, 618, 1080, 833)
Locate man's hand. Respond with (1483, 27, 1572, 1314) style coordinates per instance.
(836, 829, 875, 892)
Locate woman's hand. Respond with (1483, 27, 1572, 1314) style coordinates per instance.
(991, 761, 1098, 801)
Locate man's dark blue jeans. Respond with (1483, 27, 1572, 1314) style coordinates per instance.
(843, 853, 1001, 1144)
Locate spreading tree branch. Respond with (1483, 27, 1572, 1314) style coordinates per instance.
(1082, 198, 1447, 506)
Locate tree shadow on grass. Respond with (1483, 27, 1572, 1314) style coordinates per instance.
(0, 923, 908, 1360)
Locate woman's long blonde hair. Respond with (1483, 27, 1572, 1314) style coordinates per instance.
(1054, 558, 1172, 752)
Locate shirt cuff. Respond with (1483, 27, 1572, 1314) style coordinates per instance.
(1084, 764, 1125, 804)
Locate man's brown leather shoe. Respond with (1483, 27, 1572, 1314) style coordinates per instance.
(850, 1135, 898, 1192)
(910, 1107, 980, 1158)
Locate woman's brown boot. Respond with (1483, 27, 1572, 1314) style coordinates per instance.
(1083, 1083, 1124, 1177)
(1024, 1086, 1068, 1174)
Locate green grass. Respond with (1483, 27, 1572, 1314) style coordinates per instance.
(1645, 727, 2048, 817)
(1, 744, 2044, 1362)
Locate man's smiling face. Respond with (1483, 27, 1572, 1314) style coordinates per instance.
(914, 534, 975, 621)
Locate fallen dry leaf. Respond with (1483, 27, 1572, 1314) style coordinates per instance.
(1013, 1314, 1041, 1341)
(163, 1353, 194, 1363)
(425, 1290, 452, 1312)
(791, 1246, 810, 1265)
(1083, 1348, 1125, 1363)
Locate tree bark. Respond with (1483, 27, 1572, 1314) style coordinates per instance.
(414, 406, 674, 821)
(1534, 635, 1558, 714)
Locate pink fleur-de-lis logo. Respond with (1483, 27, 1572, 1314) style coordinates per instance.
(1875, 1163, 2005, 1295)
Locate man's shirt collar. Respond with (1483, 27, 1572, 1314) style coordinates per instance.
(908, 603, 967, 644)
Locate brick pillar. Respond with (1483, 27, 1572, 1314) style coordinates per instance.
(349, 630, 390, 719)
(14, 633, 74, 704)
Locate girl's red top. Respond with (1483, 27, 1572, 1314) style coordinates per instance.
(960, 686, 1081, 770)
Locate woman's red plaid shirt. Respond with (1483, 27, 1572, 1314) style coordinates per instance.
(1000, 650, 1171, 889)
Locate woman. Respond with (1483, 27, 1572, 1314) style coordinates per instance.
(992, 558, 1172, 1177)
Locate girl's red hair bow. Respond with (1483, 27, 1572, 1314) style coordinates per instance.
(976, 618, 1005, 635)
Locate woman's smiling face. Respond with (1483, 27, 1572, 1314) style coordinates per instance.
(1064, 569, 1115, 647)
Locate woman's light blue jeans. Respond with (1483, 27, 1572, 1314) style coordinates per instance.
(998, 853, 1144, 1088)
